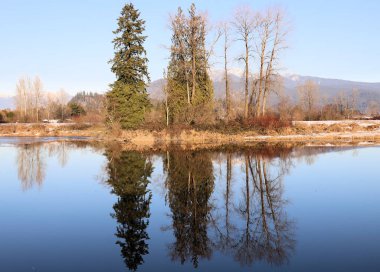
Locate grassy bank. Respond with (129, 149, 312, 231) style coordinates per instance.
(1, 121, 380, 149)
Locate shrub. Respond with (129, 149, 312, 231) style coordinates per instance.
(245, 114, 291, 131)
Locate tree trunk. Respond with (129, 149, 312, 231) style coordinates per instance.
(245, 155, 250, 228)
(244, 34, 249, 120)
(262, 80, 270, 116)
(224, 34, 230, 119)
(191, 45, 196, 104)
(226, 153, 231, 237)
(165, 84, 169, 127)
(186, 73, 190, 105)
(256, 45, 266, 117)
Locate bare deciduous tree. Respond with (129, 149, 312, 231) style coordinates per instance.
(44, 92, 58, 121)
(366, 100, 380, 116)
(15, 76, 45, 122)
(33, 76, 43, 122)
(15, 77, 28, 121)
(219, 21, 232, 119)
(261, 8, 289, 116)
(234, 7, 256, 119)
(255, 11, 271, 117)
(234, 7, 289, 118)
(58, 89, 69, 121)
(297, 80, 319, 120)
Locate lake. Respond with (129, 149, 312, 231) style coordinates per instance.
(0, 139, 379, 271)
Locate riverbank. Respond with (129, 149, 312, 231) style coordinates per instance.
(1, 121, 380, 148)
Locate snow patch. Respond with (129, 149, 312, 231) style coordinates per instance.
(209, 67, 244, 81)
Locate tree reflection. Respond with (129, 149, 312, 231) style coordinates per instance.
(237, 153, 295, 266)
(164, 151, 215, 268)
(13, 141, 364, 269)
(47, 141, 69, 167)
(17, 143, 46, 190)
(105, 146, 153, 271)
(15, 141, 94, 190)
(210, 147, 295, 267)
(222, 152, 234, 253)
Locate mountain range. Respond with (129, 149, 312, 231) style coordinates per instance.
(0, 95, 14, 110)
(147, 73, 380, 110)
(1, 74, 379, 110)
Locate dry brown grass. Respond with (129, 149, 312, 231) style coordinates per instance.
(326, 124, 345, 132)
(0, 123, 105, 137)
(2, 121, 380, 148)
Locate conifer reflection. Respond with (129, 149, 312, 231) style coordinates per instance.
(164, 151, 215, 268)
(105, 147, 153, 271)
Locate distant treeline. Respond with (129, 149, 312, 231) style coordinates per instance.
(10, 78, 104, 123)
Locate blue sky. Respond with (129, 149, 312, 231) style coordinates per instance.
(0, 0, 379, 95)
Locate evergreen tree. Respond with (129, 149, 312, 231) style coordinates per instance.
(167, 7, 190, 123)
(187, 3, 213, 106)
(106, 3, 151, 129)
(68, 102, 86, 117)
(167, 4, 213, 124)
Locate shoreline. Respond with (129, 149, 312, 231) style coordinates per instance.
(1, 121, 380, 150)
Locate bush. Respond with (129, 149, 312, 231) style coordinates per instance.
(0, 110, 16, 123)
(69, 103, 86, 117)
(245, 114, 291, 131)
(70, 123, 92, 130)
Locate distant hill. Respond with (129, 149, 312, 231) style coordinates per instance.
(0, 96, 14, 109)
(147, 73, 380, 110)
(69, 91, 104, 112)
(282, 74, 380, 99)
(3, 74, 379, 111)
(147, 79, 166, 101)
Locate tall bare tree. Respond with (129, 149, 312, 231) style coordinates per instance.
(58, 89, 69, 121)
(220, 21, 232, 119)
(255, 11, 271, 117)
(349, 89, 359, 118)
(234, 7, 256, 119)
(15, 76, 45, 122)
(261, 8, 288, 116)
(15, 77, 28, 121)
(33, 76, 43, 122)
(44, 92, 58, 121)
(297, 80, 319, 120)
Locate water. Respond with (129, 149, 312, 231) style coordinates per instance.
(0, 139, 380, 271)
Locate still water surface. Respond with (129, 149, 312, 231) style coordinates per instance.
(0, 139, 379, 271)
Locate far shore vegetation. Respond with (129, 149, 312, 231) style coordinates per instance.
(1, 2, 380, 137)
